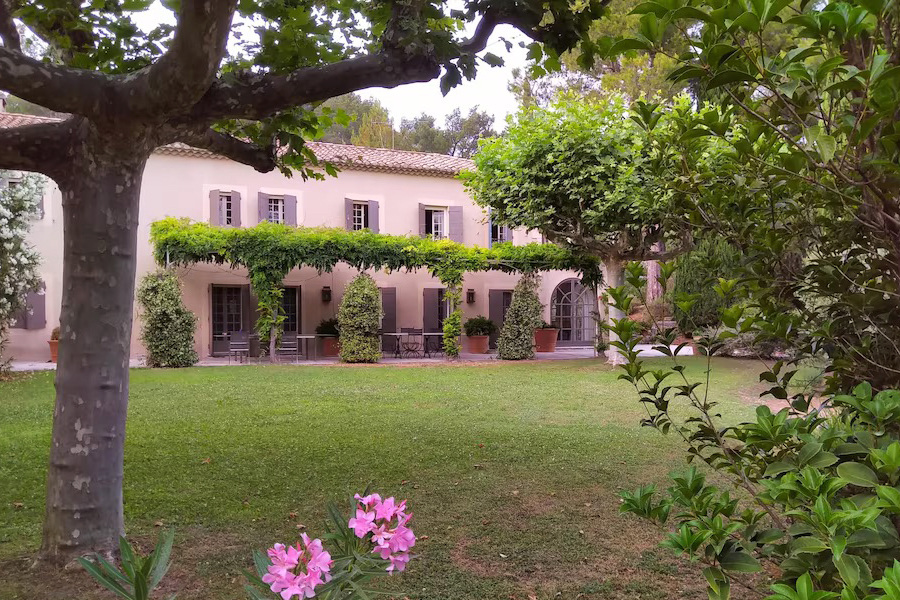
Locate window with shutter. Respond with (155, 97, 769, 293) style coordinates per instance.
(267, 196, 285, 224)
(218, 192, 234, 226)
(424, 207, 447, 239)
(351, 202, 369, 230)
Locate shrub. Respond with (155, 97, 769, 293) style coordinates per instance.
(50, 326, 60, 341)
(463, 315, 497, 337)
(442, 303, 462, 358)
(498, 274, 543, 360)
(337, 274, 382, 363)
(136, 270, 198, 368)
(673, 238, 739, 334)
(315, 318, 339, 336)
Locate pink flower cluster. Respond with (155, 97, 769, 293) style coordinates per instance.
(348, 493, 416, 573)
(262, 533, 332, 600)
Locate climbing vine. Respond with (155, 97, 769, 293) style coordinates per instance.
(151, 219, 602, 359)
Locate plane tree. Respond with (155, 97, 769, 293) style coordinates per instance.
(0, 0, 606, 562)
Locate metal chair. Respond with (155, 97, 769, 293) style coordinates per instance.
(228, 331, 250, 364)
(277, 332, 300, 363)
(401, 328, 423, 358)
(424, 333, 444, 358)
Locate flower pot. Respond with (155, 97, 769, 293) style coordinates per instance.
(320, 336, 340, 357)
(534, 328, 559, 353)
(48, 339, 59, 363)
(466, 335, 490, 354)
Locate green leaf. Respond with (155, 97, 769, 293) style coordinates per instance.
(149, 528, 175, 590)
(707, 70, 756, 90)
(816, 134, 837, 163)
(608, 38, 652, 55)
(630, 2, 669, 16)
(837, 462, 880, 487)
(793, 536, 829, 553)
(718, 550, 761, 572)
(670, 6, 711, 21)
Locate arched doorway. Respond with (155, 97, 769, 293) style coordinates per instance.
(550, 279, 598, 346)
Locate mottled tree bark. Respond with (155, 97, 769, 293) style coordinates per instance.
(42, 129, 149, 562)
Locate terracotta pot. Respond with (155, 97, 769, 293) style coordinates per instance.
(466, 335, 490, 354)
(320, 336, 340, 357)
(48, 339, 59, 363)
(534, 328, 559, 353)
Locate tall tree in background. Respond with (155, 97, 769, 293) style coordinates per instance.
(318, 94, 392, 145)
(445, 107, 497, 157)
(0, 0, 604, 562)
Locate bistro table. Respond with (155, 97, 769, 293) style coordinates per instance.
(296, 334, 316, 360)
(423, 332, 445, 358)
(382, 332, 404, 358)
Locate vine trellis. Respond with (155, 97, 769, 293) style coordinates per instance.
(150, 218, 603, 358)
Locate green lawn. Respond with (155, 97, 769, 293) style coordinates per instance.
(0, 358, 764, 600)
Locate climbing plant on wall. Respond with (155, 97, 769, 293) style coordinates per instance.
(151, 219, 603, 360)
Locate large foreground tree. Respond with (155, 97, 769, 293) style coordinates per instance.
(0, 0, 604, 562)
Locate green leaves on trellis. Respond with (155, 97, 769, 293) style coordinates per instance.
(149, 218, 602, 287)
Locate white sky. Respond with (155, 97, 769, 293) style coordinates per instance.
(133, 3, 526, 130)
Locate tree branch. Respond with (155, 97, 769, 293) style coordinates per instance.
(0, 47, 115, 116)
(189, 51, 441, 121)
(0, 0, 21, 52)
(174, 129, 276, 173)
(126, 0, 237, 117)
(0, 119, 72, 176)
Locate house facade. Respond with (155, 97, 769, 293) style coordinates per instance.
(3, 112, 600, 361)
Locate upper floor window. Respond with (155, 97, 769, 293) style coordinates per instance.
(352, 202, 369, 231)
(268, 196, 285, 224)
(425, 207, 446, 239)
(219, 192, 234, 226)
(490, 222, 510, 246)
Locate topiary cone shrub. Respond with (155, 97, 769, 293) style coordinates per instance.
(498, 274, 543, 360)
(337, 273, 383, 363)
(136, 269, 198, 368)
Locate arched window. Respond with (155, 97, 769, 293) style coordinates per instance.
(550, 279, 598, 346)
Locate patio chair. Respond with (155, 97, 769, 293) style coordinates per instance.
(401, 328, 423, 358)
(423, 333, 444, 358)
(277, 332, 300, 363)
(228, 331, 250, 364)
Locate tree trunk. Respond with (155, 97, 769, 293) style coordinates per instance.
(604, 258, 627, 366)
(269, 323, 277, 362)
(41, 146, 147, 563)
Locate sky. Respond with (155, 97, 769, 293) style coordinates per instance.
(133, 4, 528, 130)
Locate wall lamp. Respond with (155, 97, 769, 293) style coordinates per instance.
(322, 286, 332, 303)
(466, 289, 476, 304)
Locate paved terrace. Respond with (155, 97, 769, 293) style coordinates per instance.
(10, 345, 691, 371)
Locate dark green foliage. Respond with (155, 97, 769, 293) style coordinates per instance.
(78, 528, 175, 600)
(136, 270, 198, 368)
(337, 274, 382, 363)
(316, 318, 339, 336)
(463, 315, 497, 336)
(498, 274, 543, 360)
(674, 238, 740, 334)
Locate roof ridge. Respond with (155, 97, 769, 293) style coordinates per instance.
(307, 140, 474, 163)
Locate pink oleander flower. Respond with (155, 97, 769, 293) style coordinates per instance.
(350, 492, 417, 574)
(262, 534, 332, 600)
(348, 508, 376, 537)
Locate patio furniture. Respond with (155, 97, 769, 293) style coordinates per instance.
(277, 332, 300, 362)
(297, 334, 316, 360)
(228, 331, 250, 364)
(382, 332, 403, 358)
(401, 328, 423, 358)
(423, 332, 444, 358)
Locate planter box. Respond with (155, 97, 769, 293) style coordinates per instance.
(48, 340, 59, 363)
(466, 335, 490, 354)
(534, 328, 559, 353)
(320, 336, 340, 357)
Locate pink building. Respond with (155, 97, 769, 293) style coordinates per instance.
(2, 112, 599, 361)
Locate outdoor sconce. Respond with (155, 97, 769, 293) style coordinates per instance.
(466, 289, 476, 304)
(322, 286, 332, 303)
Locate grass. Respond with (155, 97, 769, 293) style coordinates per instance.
(0, 357, 765, 599)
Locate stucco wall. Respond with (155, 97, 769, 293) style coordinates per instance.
(8, 151, 593, 362)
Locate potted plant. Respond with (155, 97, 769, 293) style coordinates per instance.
(534, 320, 559, 353)
(316, 318, 340, 357)
(48, 326, 60, 362)
(463, 315, 497, 354)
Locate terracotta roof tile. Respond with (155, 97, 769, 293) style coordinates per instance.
(0, 113, 474, 178)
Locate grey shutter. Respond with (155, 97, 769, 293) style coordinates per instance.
(209, 189, 220, 225)
(488, 289, 506, 349)
(25, 285, 47, 330)
(423, 288, 442, 333)
(232, 191, 242, 227)
(503, 226, 513, 244)
(284, 195, 298, 226)
(448, 206, 463, 243)
(258, 192, 270, 223)
(418, 203, 427, 237)
(369, 200, 380, 233)
(345, 198, 354, 230)
(380, 287, 397, 352)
